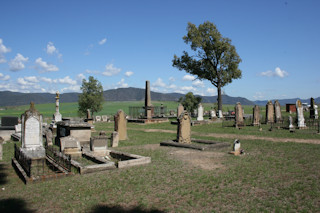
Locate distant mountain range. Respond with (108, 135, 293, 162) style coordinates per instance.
(0, 88, 318, 107)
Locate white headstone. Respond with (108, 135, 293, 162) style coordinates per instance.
(289, 116, 294, 130)
(197, 103, 204, 121)
(296, 99, 306, 128)
(218, 110, 223, 118)
(102, 115, 108, 122)
(210, 109, 216, 118)
(96, 116, 101, 122)
(315, 105, 318, 119)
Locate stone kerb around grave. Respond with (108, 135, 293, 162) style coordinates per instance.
(177, 111, 191, 144)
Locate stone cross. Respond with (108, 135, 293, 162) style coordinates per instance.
(197, 103, 204, 121)
(177, 111, 191, 144)
(114, 109, 127, 140)
(266, 100, 274, 124)
(274, 100, 282, 123)
(177, 103, 184, 118)
(145, 80, 153, 119)
(21, 102, 43, 150)
(296, 99, 306, 129)
(252, 105, 260, 126)
(235, 102, 244, 128)
(53, 91, 62, 122)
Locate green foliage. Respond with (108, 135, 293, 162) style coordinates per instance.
(173, 21, 242, 111)
(179, 92, 201, 113)
(78, 76, 104, 117)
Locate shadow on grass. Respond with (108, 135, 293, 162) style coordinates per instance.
(0, 198, 35, 213)
(90, 205, 164, 213)
(0, 163, 8, 184)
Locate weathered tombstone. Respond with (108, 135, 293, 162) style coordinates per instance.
(289, 116, 294, 131)
(114, 110, 127, 140)
(210, 109, 216, 119)
(177, 103, 184, 118)
(53, 91, 62, 122)
(45, 129, 53, 146)
(266, 100, 274, 124)
(274, 100, 282, 123)
(310, 97, 316, 119)
(90, 135, 108, 151)
(197, 103, 204, 121)
(95, 116, 101, 122)
(296, 99, 306, 129)
(252, 105, 260, 126)
(102, 115, 108, 122)
(145, 80, 153, 119)
(21, 102, 44, 151)
(111, 131, 119, 147)
(60, 136, 81, 156)
(177, 111, 191, 144)
(235, 102, 244, 128)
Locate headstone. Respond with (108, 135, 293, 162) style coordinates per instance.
(296, 99, 306, 129)
(177, 103, 184, 118)
(177, 111, 191, 144)
(233, 139, 241, 153)
(289, 116, 294, 131)
(197, 103, 204, 121)
(15, 124, 22, 133)
(218, 110, 223, 118)
(252, 105, 260, 126)
(95, 116, 101, 122)
(21, 102, 44, 151)
(310, 97, 316, 119)
(145, 80, 153, 119)
(45, 129, 53, 146)
(274, 100, 282, 123)
(315, 105, 319, 119)
(102, 115, 108, 122)
(1, 116, 18, 127)
(114, 110, 127, 140)
(235, 102, 244, 128)
(111, 131, 119, 147)
(266, 100, 274, 124)
(60, 136, 81, 155)
(90, 135, 108, 151)
(210, 109, 216, 119)
(87, 109, 92, 119)
(53, 91, 62, 122)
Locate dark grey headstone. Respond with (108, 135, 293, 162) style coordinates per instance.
(1, 116, 18, 127)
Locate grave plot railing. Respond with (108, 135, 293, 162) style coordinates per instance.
(304, 119, 320, 133)
(129, 106, 168, 118)
(14, 144, 31, 177)
(46, 146, 71, 172)
(222, 117, 253, 127)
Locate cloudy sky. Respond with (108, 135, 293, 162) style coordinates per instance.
(0, 0, 319, 100)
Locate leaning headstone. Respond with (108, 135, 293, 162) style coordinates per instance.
(310, 97, 316, 119)
(235, 102, 244, 128)
(114, 110, 127, 140)
(102, 115, 108, 122)
(53, 91, 62, 122)
(95, 116, 101, 122)
(296, 99, 306, 129)
(266, 100, 274, 124)
(177, 103, 184, 118)
(177, 111, 191, 144)
(252, 105, 260, 126)
(197, 103, 204, 121)
(111, 131, 119, 147)
(21, 102, 44, 151)
(274, 100, 282, 123)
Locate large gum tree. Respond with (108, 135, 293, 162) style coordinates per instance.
(173, 21, 242, 117)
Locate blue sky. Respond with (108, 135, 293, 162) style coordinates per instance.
(0, 0, 319, 101)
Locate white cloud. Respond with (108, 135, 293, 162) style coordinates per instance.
(125, 71, 134, 77)
(25, 76, 39, 83)
(182, 74, 195, 81)
(206, 88, 216, 96)
(192, 79, 205, 88)
(40, 77, 53, 84)
(35, 57, 59, 72)
(116, 78, 128, 88)
(46, 42, 62, 58)
(85, 69, 100, 74)
(260, 67, 288, 78)
(102, 64, 121, 76)
(152, 78, 166, 88)
(61, 85, 81, 93)
(55, 76, 77, 85)
(0, 73, 10, 81)
(9, 53, 29, 71)
(169, 77, 175, 82)
(0, 38, 11, 63)
(77, 73, 86, 83)
(98, 38, 107, 45)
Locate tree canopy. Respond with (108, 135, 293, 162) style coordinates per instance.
(173, 21, 242, 116)
(179, 92, 202, 114)
(78, 76, 104, 117)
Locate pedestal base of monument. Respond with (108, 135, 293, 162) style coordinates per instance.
(127, 117, 169, 124)
(160, 139, 230, 151)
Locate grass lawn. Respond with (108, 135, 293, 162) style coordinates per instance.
(1, 117, 320, 212)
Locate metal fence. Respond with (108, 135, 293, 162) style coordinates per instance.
(129, 106, 167, 119)
(46, 146, 72, 172)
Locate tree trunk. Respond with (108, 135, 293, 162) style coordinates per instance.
(217, 83, 222, 118)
